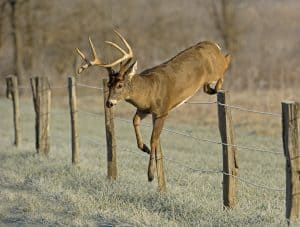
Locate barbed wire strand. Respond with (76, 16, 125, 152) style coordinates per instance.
(120, 146, 284, 191)
(183, 99, 280, 117)
(121, 146, 220, 173)
(223, 172, 284, 192)
(2, 85, 68, 90)
(3, 83, 282, 117)
(165, 157, 221, 174)
(51, 85, 68, 90)
(185, 101, 217, 105)
(12, 107, 282, 155)
(76, 83, 103, 90)
(78, 110, 104, 118)
(217, 102, 281, 117)
(114, 117, 282, 154)
(80, 135, 106, 147)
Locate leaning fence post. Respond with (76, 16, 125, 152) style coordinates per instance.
(68, 76, 79, 165)
(30, 76, 51, 155)
(217, 90, 238, 208)
(282, 101, 300, 224)
(156, 140, 167, 192)
(6, 75, 20, 146)
(103, 79, 117, 180)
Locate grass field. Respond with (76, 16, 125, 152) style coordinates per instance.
(0, 89, 292, 226)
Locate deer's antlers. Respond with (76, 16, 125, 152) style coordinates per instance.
(76, 30, 133, 74)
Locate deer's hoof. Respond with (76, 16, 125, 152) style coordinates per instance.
(148, 173, 154, 182)
(148, 162, 155, 182)
(143, 144, 150, 154)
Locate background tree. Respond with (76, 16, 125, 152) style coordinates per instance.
(210, 0, 240, 56)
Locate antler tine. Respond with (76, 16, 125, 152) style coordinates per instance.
(75, 47, 91, 74)
(98, 30, 133, 68)
(76, 48, 89, 64)
(113, 29, 133, 56)
(75, 37, 103, 74)
(105, 41, 127, 55)
(75, 31, 134, 72)
(89, 36, 99, 60)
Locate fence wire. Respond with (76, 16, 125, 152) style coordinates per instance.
(120, 146, 221, 174)
(4, 82, 286, 193)
(4, 84, 283, 118)
(183, 98, 281, 117)
(185, 101, 217, 105)
(217, 102, 281, 117)
(120, 146, 284, 192)
(76, 83, 103, 90)
(51, 85, 68, 90)
(223, 172, 284, 192)
(78, 110, 104, 118)
(114, 116, 282, 155)
(80, 135, 106, 147)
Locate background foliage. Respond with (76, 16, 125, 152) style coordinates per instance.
(0, 0, 299, 93)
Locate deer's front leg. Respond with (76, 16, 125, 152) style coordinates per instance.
(148, 115, 166, 182)
(133, 111, 150, 154)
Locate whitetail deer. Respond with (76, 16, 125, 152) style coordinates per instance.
(76, 30, 231, 181)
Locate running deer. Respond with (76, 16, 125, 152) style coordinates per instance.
(76, 30, 231, 181)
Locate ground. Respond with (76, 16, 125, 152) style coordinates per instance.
(0, 88, 294, 226)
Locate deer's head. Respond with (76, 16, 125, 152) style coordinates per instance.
(76, 30, 137, 108)
(106, 60, 137, 107)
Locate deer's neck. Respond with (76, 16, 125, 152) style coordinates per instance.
(125, 75, 153, 111)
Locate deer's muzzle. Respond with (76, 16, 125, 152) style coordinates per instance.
(106, 99, 118, 108)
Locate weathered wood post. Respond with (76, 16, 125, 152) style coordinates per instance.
(217, 90, 238, 208)
(68, 76, 79, 165)
(282, 101, 300, 224)
(103, 79, 117, 180)
(6, 75, 20, 146)
(155, 140, 167, 192)
(30, 77, 51, 155)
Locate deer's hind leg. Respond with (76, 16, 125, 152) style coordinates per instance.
(133, 111, 150, 154)
(203, 82, 216, 95)
(214, 78, 224, 91)
(148, 114, 166, 182)
(203, 78, 224, 95)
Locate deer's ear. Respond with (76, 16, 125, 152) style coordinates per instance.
(127, 61, 138, 81)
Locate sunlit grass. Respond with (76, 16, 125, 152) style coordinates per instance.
(0, 96, 288, 226)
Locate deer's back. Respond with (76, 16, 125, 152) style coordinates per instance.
(140, 41, 228, 113)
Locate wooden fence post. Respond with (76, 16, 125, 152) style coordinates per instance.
(103, 79, 117, 180)
(282, 101, 300, 224)
(68, 77, 79, 165)
(155, 140, 167, 192)
(30, 77, 51, 155)
(217, 90, 238, 208)
(6, 75, 20, 146)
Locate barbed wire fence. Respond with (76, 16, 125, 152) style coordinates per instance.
(3, 75, 300, 222)
(3, 76, 285, 187)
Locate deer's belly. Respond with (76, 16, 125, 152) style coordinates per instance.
(171, 96, 193, 110)
(170, 86, 201, 111)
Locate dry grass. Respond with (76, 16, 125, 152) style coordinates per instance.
(0, 88, 297, 226)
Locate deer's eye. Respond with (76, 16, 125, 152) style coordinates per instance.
(117, 84, 123, 89)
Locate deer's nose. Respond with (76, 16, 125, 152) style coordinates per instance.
(106, 99, 117, 108)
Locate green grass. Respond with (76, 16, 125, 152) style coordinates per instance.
(0, 96, 289, 226)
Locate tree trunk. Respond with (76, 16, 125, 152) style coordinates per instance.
(10, 0, 26, 87)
